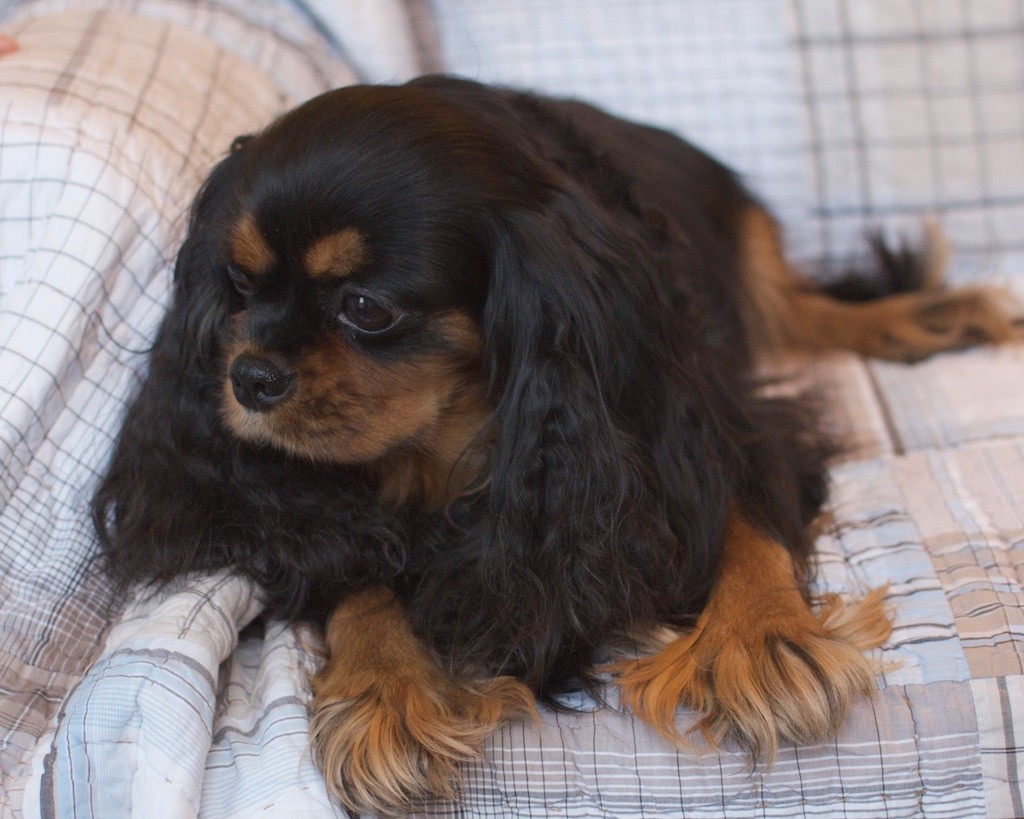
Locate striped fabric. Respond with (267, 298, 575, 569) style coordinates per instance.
(0, 1, 1022, 817)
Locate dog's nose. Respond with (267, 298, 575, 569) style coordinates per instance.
(229, 353, 295, 411)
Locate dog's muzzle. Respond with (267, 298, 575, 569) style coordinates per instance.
(229, 352, 296, 411)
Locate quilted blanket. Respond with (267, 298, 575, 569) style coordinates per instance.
(1, 1, 1022, 817)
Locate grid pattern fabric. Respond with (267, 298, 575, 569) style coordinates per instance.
(0, 3, 350, 815)
(787, 0, 1024, 281)
(417, 0, 1024, 282)
(0, 1, 1022, 818)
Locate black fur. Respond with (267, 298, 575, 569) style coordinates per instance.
(93, 76, 830, 697)
(822, 231, 933, 302)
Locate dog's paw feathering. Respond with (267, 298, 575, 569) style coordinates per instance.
(310, 589, 535, 814)
(611, 513, 893, 762)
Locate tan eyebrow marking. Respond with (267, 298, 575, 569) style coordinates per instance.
(305, 228, 367, 279)
(230, 213, 275, 274)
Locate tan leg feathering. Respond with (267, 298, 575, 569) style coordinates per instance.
(612, 509, 893, 761)
(310, 588, 536, 815)
(739, 206, 1022, 362)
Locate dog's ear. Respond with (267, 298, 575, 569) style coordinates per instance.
(483, 188, 648, 513)
(170, 145, 245, 369)
(444, 179, 718, 692)
(92, 146, 245, 587)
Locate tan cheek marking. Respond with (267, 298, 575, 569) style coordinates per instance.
(219, 310, 492, 505)
(297, 341, 446, 460)
(435, 311, 484, 357)
(230, 214, 275, 274)
(305, 228, 367, 279)
(373, 312, 489, 507)
(222, 333, 447, 464)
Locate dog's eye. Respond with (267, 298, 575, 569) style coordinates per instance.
(340, 294, 399, 333)
(226, 264, 255, 295)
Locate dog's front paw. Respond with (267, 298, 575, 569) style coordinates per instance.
(310, 589, 536, 814)
(613, 587, 892, 760)
(311, 663, 533, 815)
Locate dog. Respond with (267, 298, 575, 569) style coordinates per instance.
(92, 76, 1019, 814)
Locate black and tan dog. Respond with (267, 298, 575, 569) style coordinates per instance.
(93, 76, 1019, 813)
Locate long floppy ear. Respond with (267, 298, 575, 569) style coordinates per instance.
(169, 142, 247, 372)
(92, 145, 246, 588)
(433, 180, 733, 696)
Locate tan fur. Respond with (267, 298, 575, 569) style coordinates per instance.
(918, 219, 952, 291)
(737, 207, 798, 353)
(310, 588, 536, 815)
(304, 227, 367, 279)
(611, 510, 893, 760)
(373, 400, 491, 510)
(738, 205, 1021, 361)
(221, 312, 489, 507)
(373, 313, 492, 508)
(229, 214, 275, 274)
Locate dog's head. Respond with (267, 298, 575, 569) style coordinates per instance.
(181, 84, 513, 506)
(176, 78, 684, 515)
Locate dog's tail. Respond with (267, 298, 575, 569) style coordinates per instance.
(739, 208, 1020, 362)
(818, 221, 949, 302)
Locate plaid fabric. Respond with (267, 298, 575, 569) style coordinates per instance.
(869, 343, 1024, 454)
(1, 1, 1023, 817)
(398, 438, 1024, 818)
(416, 0, 1024, 283)
(0, 2, 351, 815)
(37, 574, 341, 817)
